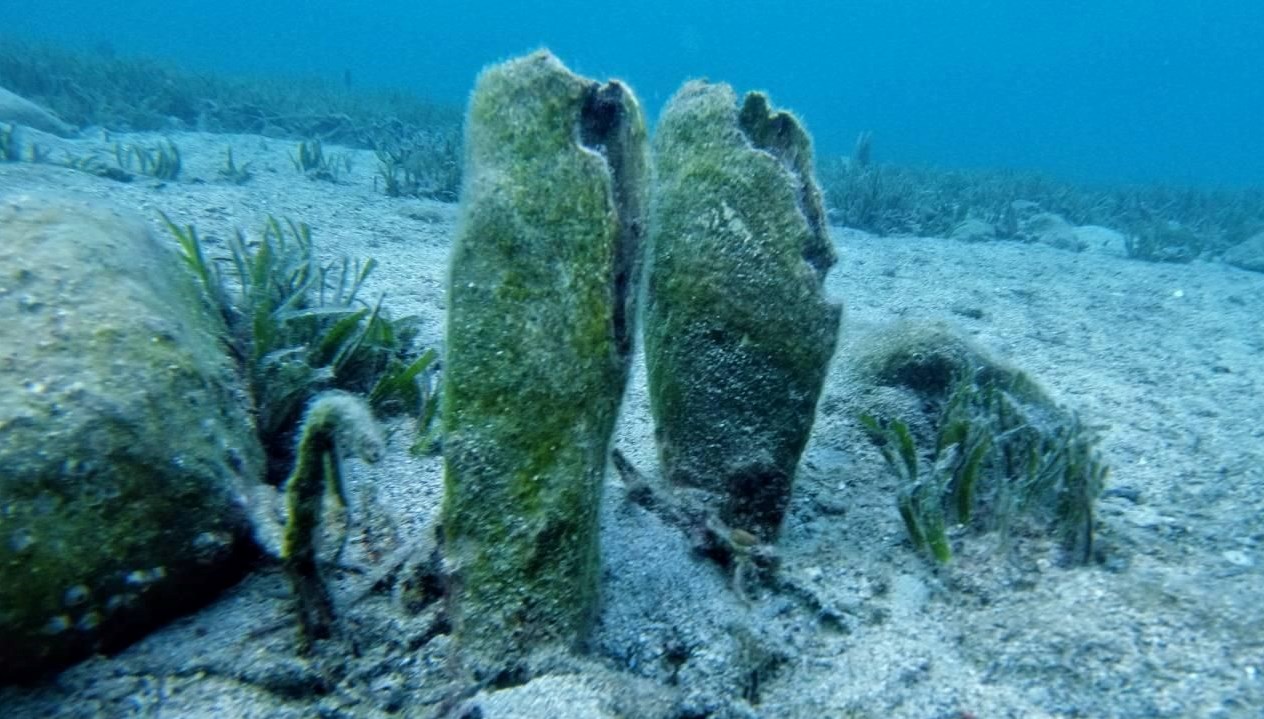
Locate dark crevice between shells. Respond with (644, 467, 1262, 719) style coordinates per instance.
(579, 80, 645, 367)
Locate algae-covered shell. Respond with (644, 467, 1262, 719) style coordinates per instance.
(441, 51, 648, 676)
(0, 192, 265, 680)
(644, 81, 841, 541)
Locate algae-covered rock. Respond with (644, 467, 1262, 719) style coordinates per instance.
(950, 218, 997, 243)
(441, 51, 648, 675)
(1074, 224, 1128, 258)
(1224, 230, 1264, 273)
(1020, 211, 1083, 251)
(644, 82, 841, 541)
(0, 192, 264, 681)
(853, 321, 1106, 563)
(0, 86, 77, 138)
(853, 321, 1023, 400)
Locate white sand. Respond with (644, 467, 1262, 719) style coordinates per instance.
(1, 128, 1261, 718)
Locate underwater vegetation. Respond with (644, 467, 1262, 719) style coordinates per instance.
(164, 213, 437, 649)
(217, 146, 253, 184)
(0, 130, 180, 183)
(0, 123, 52, 164)
(855, 322, 1107, 564)
(56, 150, 130, 182)
(4, 33, 1255, 265)
(374, 126, 463, 201)
(0, 122, 17, 161)
(280, 391, 384, 651)
(290, 139, 353, 182)
(166, 213, 436, 650)
(1122, 218, 1214, 263)
(0, 34, 461, 152)
(818, 152, 1264, 263)
(114, 139, 181, 180)
(162, 214, 430, 481)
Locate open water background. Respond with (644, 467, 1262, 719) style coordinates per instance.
(10, 1, 1263, 186)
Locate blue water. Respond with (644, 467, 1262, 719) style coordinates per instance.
(10, 1, 1264, 187)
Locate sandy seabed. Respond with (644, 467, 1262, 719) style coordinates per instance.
(1, 128, 1261, 718)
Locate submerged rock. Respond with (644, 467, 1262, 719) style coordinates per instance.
(950, 218, 997, 243)
(441, 51, 649, 676)
(1020, 211, 1084, 251)
(0, 192, 264, 681)
(1074, 224, 1128, 258)
(0, 86, 77, 138)
(644, 81, 841, 542)
(852, 320, 1106, 564)
(1223, 230, 1264, 273)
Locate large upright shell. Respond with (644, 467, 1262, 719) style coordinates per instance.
(441, 51, 648, 676)
(644, 82, 841, 541)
